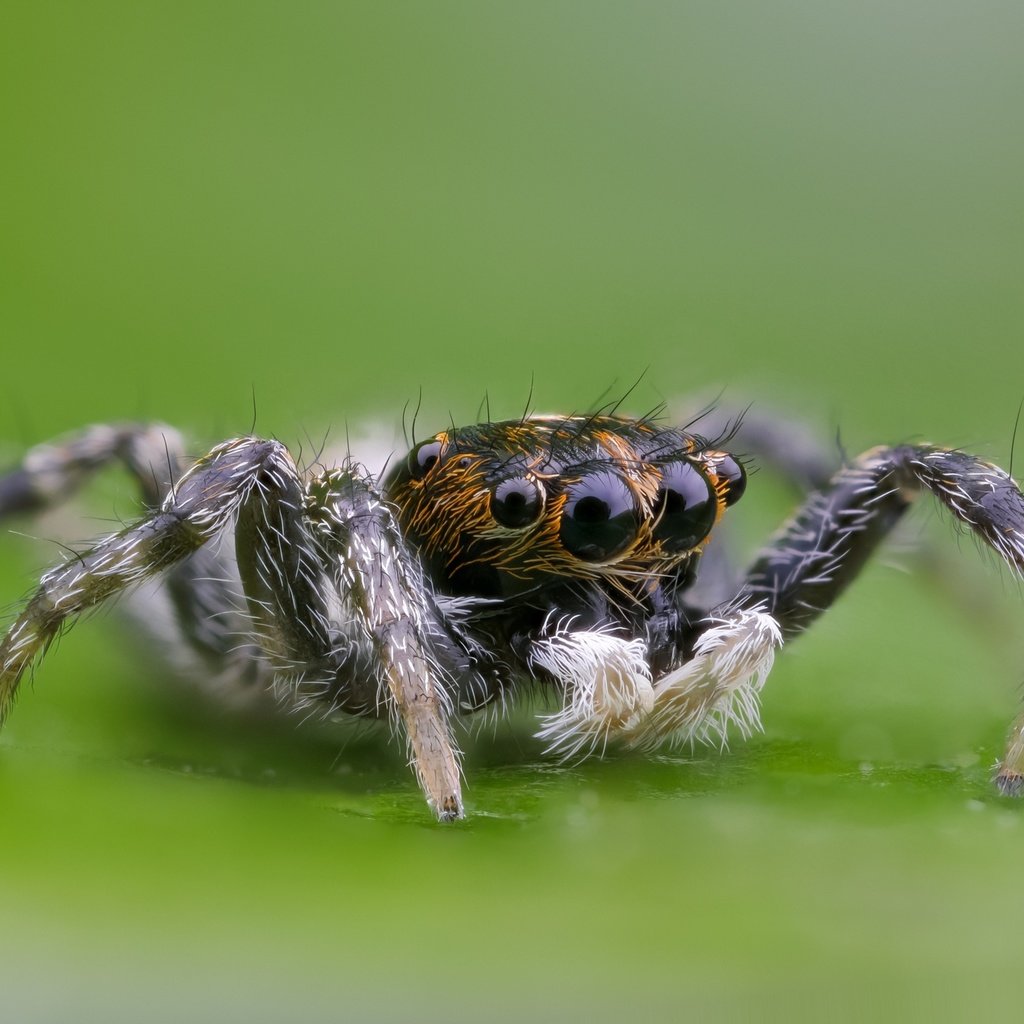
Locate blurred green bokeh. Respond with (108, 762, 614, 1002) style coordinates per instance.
(2, 3, 1023, 1021)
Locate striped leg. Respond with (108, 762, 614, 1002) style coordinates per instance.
(732, 444, 1024, 788)
(0, 437, 308, 720)
(0, 422, 249, 676)
(0, 433, 468, 820)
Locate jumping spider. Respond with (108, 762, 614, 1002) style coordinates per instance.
(2, 410, 1024, 821)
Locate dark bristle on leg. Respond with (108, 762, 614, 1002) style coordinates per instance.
(734, 444, 1024, 789)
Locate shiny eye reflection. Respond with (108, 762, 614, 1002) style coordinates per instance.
(559, 471, 638, 562)
(653, 460, 717, 551)
(491, 477, 544, 529)
(408, 439, 443, 480)
(715, 454, 747, 506)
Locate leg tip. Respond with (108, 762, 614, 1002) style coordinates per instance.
(994, 767, 1024, 797)
(434, 797, 464, 823)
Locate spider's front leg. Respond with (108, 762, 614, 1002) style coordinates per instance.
(224, 452, 467, 820)
(0, 435, 467, 820)
(729, 444, 1024, 791)
(303, 468, 469, 820)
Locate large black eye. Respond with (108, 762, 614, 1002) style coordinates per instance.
(653, 461, 717, 552)
(559, 471, 638, 562)
(491, 477, 544, 529)
(407, 439, 443, 480)
(716, 454, 746, 506)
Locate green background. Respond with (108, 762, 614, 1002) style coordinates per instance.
(2, 2, 1023, 1020)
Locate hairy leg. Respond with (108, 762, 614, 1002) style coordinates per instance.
(0, 422, 251, 678)
(0, 437, 297, 720)
(0, 422, 185, 513)
(0, 430, 472, 819)
(304, 467, 470, 820)
(683, 398, 1015, 630)
(729, 444, 1024, 787)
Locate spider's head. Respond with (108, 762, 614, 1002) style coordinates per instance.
(383, 415, 745, 599)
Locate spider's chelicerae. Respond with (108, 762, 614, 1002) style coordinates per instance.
(2, 409, 1024, 821)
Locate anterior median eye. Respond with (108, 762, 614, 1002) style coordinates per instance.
(559, 471, 638, 562)
(490, 477, 544, 528)
(653, 460, 717, 551)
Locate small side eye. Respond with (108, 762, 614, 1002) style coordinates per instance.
(490, 477, 544, 529)
(715, 454, 747, 506)
(407, 439, 443, 480)
(653, 461, 717, 552)
(559, 471, 638, 562)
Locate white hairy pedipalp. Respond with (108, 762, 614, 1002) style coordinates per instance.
(531, 607, 782, 758)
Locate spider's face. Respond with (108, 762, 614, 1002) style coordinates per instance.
(383, 415, 746, 598)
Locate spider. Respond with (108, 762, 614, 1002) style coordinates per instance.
(2, 410, 1024, 821)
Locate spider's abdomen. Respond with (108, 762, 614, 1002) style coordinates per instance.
(382, 415, 745, 600)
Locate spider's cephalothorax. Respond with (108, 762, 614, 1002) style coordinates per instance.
(384, 415, 744, 598)
(2, 410, 1024, 821)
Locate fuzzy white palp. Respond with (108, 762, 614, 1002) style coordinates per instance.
(532, 627, 654, 759)
(627, 606, 782, 751)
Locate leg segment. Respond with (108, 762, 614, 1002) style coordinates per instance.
(305, 467, 468, 820)
(731, 444, 1024, 787)
(0, 422, 186, 514)
(736, 445, 1024, 636)
(232, 450, 335, 678)
(0, 422, 250, 677)
(0, 437, 307, 721)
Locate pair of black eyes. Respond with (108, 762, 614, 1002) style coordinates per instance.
(559, 462, 713, 561)
(489, 472, 638, 560)
(559, 457, 746, 562)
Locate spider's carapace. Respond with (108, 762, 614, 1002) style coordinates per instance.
(384, 415, 745, 600)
